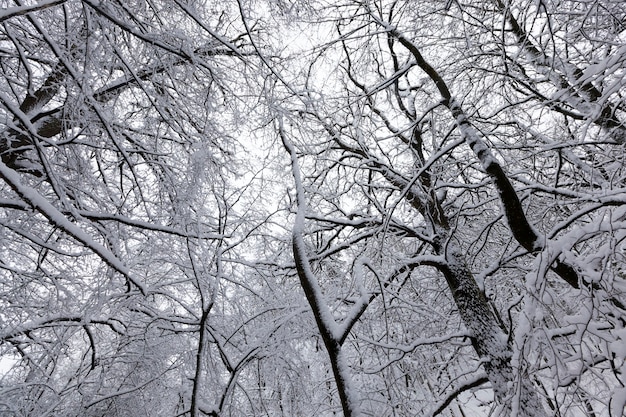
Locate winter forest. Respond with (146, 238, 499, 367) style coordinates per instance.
(1, 1, 625, 416)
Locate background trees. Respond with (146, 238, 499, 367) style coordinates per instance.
(1, 0, 625, 416)
(0, 1, 286, 415)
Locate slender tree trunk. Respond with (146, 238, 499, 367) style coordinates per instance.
(191, 307, 210, 417)
(284, 123, 362, 417)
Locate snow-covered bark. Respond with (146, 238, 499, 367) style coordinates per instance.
(386, 25, 587, 292)
(0, 2, 276, 416)
(318, 101, 547, 413)
(493, 0, 626, 144)
(436, 241, 547, 417)
(379, 160, 547, 415)
(281, 119, 362, 417)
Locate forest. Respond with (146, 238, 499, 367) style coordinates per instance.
(0, 1, 625, 416)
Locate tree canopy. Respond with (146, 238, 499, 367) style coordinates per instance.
(1, 1, 625, 416)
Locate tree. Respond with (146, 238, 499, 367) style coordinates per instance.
(0, 1, 286, 415)
(1, 1, 626, 416)
(258, 0, 626, 415)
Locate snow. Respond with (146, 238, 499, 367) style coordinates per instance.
(0, 0, 66, 23)
(197, 401, 219, 415)
(578, 45, 626, 86)
(78, 210, 223, 239)
(610, 328, 626, 357)
(335, 348, 363, 417)
(2, 2, 626, 416)
(282, 118, 363, 416)
(0, 160, 147, 294)
(611, 387, 626, 417)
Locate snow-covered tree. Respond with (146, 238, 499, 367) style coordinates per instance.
(0, 1, 286, 415)
(1, 1, 625, 416)
(262, 1, 626, 415)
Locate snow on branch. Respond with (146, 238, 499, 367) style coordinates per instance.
(427, 374, 489, 417)
(0, 0, 66, 23)
(278, 116, 341, 341)
(0, 314, 125, 341)
(279, 115, 363, 417)
(0, 160, 146, 294)
(381, 24, 594, 294)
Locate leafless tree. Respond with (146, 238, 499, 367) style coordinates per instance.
(1, 1, 625, 416)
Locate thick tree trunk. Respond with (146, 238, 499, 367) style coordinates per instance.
(371, 162, 547, 414)
(434, 239, 546, 416)
(370, 148, 546, 414)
